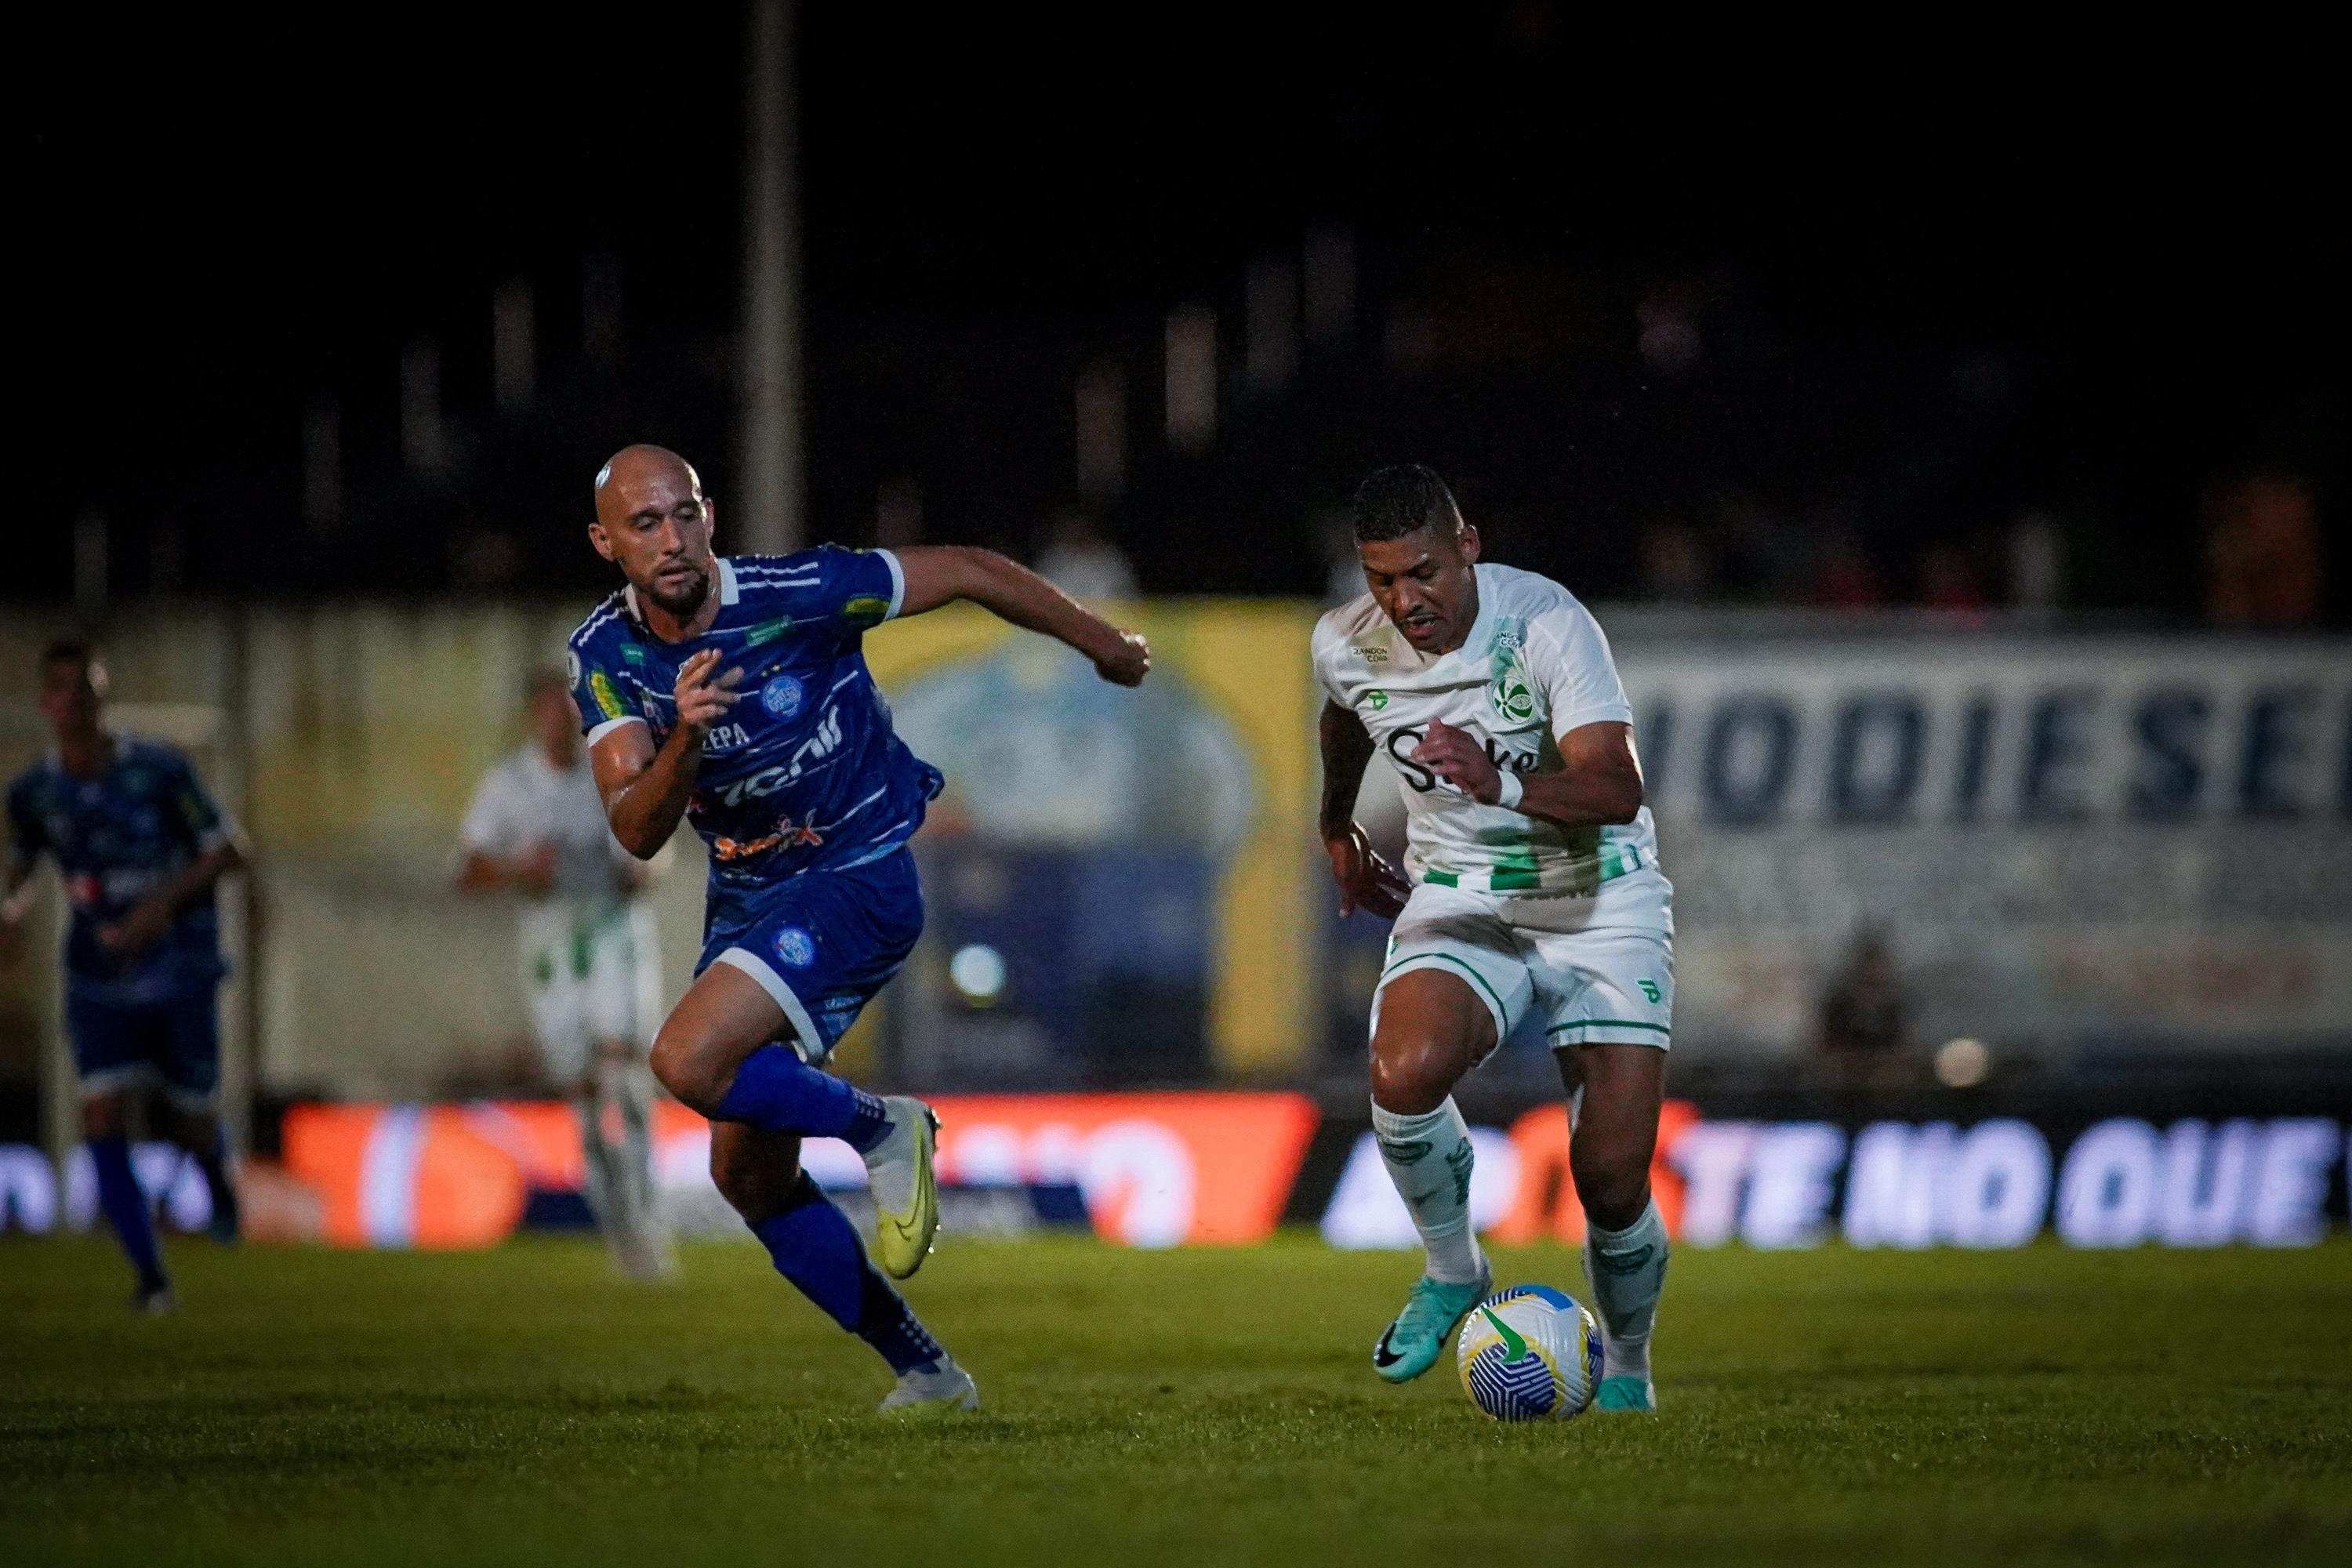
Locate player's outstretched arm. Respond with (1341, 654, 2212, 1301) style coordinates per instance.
(1319, 699, 1410, 920)
(893, 546, 1149, 686)
(592, 648, 742, 859)
(1413, 718, 1642, 827)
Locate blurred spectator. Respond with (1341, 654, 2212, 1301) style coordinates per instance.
(1711, 492, 1809, 600)
(1639, 518, 1715, 604)
(1812, 534, 1887, 609)
(2007, 510, 2064, 613)
(1817, 929, 1910, 1093)
(452, 528, 525, 591)
(1635, 299, 1701, 374)
(1036, 508, 1137, 601)
(2204, 471, 2325, 628)
(1919, 541, 1992, 614)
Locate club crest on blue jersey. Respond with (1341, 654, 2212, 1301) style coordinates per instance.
(773, 925, 818, 968)
(760, 674, 805, 719)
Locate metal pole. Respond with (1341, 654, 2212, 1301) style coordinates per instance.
(219, 611, 258, 1160)
(74, 510, 108, 622)
(493, 278, 535, 413)
(739, 0, 801, 554)
(38, 871, 70, 1194)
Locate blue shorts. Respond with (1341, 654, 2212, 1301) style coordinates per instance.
(67, 985, 222, 1109)
(699, 849, 924, 1065)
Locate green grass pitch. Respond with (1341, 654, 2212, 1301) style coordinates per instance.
(4, 1233, 2349, 1564)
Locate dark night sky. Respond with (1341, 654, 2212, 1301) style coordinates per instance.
(24, 6, 2344, 608)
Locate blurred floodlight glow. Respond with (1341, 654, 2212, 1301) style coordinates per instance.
(949, 943, 1007, 1007)
(1936, 1037, 1992, 1088)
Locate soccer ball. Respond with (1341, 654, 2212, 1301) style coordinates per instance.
(1456, 1284, 1604, 1421)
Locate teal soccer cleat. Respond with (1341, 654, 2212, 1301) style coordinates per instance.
(1593, 1374, 1657, 1412)
(1372, 1267, 1493, 1385)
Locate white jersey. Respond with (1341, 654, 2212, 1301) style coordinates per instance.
(1313, 561, 1663, 898)
(460, 746, 659, 1071)
(459, 746, 635, 903)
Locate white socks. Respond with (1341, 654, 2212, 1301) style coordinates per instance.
(1584, 1197, 1669, 1382)
(575, 1095, 620, 1225)
(580, 1065, 673, 1278)
(1371, 1098, 1486, 1285)
(612, 1065, 669, 1258)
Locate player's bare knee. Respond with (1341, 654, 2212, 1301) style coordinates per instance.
(648, 1024, 724, 1112)
(1368, 1034, 1453, 1114)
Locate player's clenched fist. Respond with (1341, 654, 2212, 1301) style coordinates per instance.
(1325, 821, 1412, 920)
(1091, 629, 1152, 688)
(674, 648, 744, 736)
(1412, 719, 1502, 803)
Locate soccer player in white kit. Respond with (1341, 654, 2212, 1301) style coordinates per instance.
(458, 668, 673, 1279)
(1315, 465, 1672, 1411)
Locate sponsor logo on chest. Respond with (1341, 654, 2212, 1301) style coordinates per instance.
(713, 706, 848, 806)
(1380, 717, 1538, 796)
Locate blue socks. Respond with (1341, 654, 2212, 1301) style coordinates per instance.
(190, 1128, 240, 1243)
(89, 1136, 166, 1291)
(713, 1045, 890, 1152)
(706, 1052, 932, 1371)
(750, 1173, 944, 1374)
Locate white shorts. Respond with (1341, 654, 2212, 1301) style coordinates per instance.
(521, 900, 662, 1083)
(1373, 867, 1674, 1051)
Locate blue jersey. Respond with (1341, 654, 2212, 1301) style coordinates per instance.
(566, 550, 943, 914)
(6, 735, 234, 1001)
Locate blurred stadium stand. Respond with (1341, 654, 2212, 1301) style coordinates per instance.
(12, 6, 2343, 1252)
(5, 604, 2344, 1149)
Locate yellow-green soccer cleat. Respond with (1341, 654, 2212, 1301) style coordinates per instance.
(868, 1096, 941, 1280)
(1372, 1266, 1493, 1384)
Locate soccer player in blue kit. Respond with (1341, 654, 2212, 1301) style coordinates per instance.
(3, 639, 247, 1310)
(570, 445, 1149, 1414)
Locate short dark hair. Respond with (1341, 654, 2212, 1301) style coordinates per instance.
(1352, 464, 1461, 543)
(40, 636, 95, 672)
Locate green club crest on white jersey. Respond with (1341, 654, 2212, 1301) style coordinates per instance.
(1488, 620, 1539, 728)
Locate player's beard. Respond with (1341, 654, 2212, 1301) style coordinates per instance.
(642, 563, 710, 619)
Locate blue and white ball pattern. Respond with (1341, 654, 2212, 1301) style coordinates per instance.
(1456, 1284, 1604, 1421)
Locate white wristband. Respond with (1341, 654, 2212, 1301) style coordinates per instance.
(1493, 770, 1524, 810)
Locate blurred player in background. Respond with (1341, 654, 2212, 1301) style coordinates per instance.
(572, 445, 1148, 1414)
(1315, 465, 1675, 1411)
(456, 668, 673, 1279)
(3, 639, 247, 1310)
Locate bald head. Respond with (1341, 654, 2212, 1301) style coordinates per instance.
(588, 444, 720, 626)
(594, 445, 700, 523)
